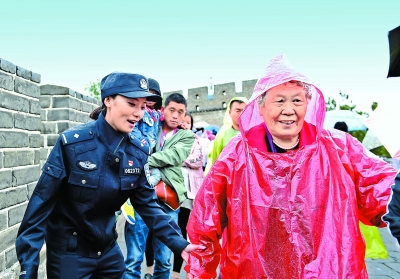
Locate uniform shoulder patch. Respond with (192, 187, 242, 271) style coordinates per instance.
(61, 123, 95, 145)
(128, 134, 150, 156)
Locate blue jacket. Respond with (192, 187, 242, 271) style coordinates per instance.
(383, 172, 400, 245)
(15, 113, 189, 278)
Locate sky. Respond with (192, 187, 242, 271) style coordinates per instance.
(1, 0, 399, 114)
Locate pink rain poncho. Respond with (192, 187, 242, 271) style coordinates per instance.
(185, 55, 397, 279)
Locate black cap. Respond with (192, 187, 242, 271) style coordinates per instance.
(100, 72, 162, 102)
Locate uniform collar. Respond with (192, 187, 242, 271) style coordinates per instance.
(96, 113, 126, 152)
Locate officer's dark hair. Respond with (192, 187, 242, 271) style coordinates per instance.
(185, 112, 194, 130)
(89, 95, 117, 120)
(164, 93, 187, 108)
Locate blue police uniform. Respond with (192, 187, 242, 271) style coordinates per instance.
(16, 108, 189, 278)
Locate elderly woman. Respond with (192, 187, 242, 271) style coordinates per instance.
(185, 55, 397, 279)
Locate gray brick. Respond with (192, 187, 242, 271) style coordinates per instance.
(41, 122, 57, 134)
(0, 169, 12, 190)
(82, 102, 93, 113)
(40, 110, 47, 121)
(40, 84, 74, 96)
(5, 247, 17, 269)
(29, 99, 40, 115)
(0, 71, 14, 91)
(0, 58, 16, 74)
(14, 77, 40, 98)
(31, 72, 41, 83)
(12, 165, 40, 187)
(0, 210, 6, 230)
(39, 96, 51, 108)
(70, 98, 82, 111)
(14, 114, 41, 131)
(47, 109, 71, 121)
(75, 111, 90, 123)
(52, 96, 72, 109)
(0, 253, 4, 273)
(47, 134, 60, 147)
(0, 89, 30, 113)
(0, 111, 13, 128)
(27, 182, 36, 199)
(34, 149, 40, 165)
(0, 130, 30, 148)
(57, 121, 74, 133)
(8, 203, 27, 226)
(75, 92, 84, 100)
(16, 66, 31, 80)
(40, 147, 50, 160)
(29, 133, 41, 148)
(3, 150, 34, 168)
(0, 187, 27, 210)
(40, 134, 45, 147)
(0, 226, 18, 256)
(0, 151, 3, 168)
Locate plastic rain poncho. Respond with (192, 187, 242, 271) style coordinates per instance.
(185, 54, 397, 279)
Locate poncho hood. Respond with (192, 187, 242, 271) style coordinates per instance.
(239, 54, 326, 139)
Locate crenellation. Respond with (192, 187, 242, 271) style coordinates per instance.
(0, 58, 16, 74)
(184, 79, 255, 126)
(16, 66, 32, 80)
(31, 72, 41, 83)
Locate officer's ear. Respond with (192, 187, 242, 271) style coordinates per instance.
(104, 96, 113, 108)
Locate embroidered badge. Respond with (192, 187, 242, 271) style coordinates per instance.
(77, 160, 97, 171)
(144, 163, 152, 186)
(128, 160, 133, 166)
(139, 78, 148, 89)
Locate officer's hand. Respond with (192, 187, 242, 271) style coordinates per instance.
(181, 244, 206, 262)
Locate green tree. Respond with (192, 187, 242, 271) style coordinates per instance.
(85, 80, 101, 100)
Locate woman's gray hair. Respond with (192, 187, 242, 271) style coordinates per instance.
(257, 80, 311, 107)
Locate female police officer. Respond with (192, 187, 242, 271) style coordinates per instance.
(15, 72, 203, 279)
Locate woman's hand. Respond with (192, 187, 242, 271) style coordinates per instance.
(181, 243, 206, 262)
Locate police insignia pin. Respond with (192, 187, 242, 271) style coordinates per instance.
(139, 78, 148, 89)
(74, 134, 79, 138)
(128, 160, 133, 166)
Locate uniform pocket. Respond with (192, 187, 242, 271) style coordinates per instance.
(68, 170, 99, 188)
(120, 175, 140, 190)
(67, 170, 99, 204)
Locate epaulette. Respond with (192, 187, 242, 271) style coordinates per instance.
(61, 128, 95, 145)
(128, 134, 151, 156)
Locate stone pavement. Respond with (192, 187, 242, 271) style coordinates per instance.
(365, 228, 400, 279)
(117, 217, 400, 279)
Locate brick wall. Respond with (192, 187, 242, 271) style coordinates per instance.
(0, 58, 100, 279)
